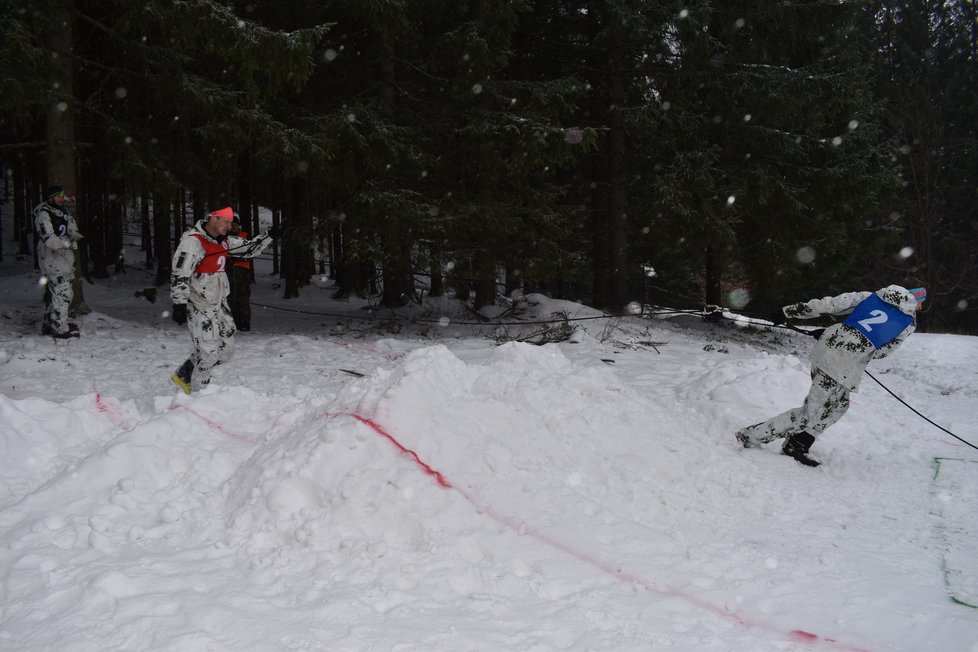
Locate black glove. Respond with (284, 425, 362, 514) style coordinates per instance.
(77, 237, 89, 248)
(171, 303, 188, 325)
(267, 221, 287, 239)
(769, 308, 786, 325)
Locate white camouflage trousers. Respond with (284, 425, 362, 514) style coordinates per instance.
(184, 302, 236, 390)
(39, 250, 75, 334)
(740, 368, 851, 444)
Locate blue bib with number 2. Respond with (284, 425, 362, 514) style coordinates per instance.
(843, 293, 913, 349)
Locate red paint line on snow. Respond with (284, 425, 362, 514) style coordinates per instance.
(343, 411, 872, 652)
(349, 414, 451, 488)
(451, 481, 751, 626)
(169, 403, 260, 443)
(94, 393, 127, 428)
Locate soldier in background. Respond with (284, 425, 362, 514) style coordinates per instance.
(33, 186, 85, 339)
(226, 215, 254, 331)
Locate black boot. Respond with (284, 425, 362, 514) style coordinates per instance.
(782, 432, 820, 467)
(171, 359, 194, 394)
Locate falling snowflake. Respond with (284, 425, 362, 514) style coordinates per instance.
(727, 288, 751, 309)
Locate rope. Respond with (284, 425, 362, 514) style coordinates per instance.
(258, 289, 976, 449)
(864, 370, 978, 451)
(250, 300, 669, 327)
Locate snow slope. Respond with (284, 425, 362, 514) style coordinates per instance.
(1, 247, 976, 651)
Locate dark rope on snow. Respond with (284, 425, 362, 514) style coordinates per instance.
(864, 370, 978, 452)
(255, 290, 978, 450)
(249, 300, 649, 327)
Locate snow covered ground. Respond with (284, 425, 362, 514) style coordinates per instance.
(1, 236, 977, 651)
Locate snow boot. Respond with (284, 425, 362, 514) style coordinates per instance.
(43, 322, 78, 337)
(171, 359, 194, 394)
(782, 432, 820, 467)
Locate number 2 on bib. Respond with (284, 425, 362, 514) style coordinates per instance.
(857, 309, 888, 332)
(843, 294, 913, 349)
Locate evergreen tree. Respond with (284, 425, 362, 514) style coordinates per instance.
(4, 0, 976, 335)
(639, 2, 898, 311)
(869, 0, 978, 331)
(44, 0, 326, 293)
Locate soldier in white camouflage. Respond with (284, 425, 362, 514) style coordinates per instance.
(33, 186, 85, 339)
(169, 205, 282, 393)
(736, 283, 926, 466)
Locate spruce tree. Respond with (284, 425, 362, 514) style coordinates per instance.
(639, 2, 898, 310)
(869, 1, 978, 331)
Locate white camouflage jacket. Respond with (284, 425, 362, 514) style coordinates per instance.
(34, 201, 83, 254)
(781, 285, 918, 392)
(170, 220, 274, 311)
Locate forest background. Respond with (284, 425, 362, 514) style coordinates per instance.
(1, 1, 975, 332)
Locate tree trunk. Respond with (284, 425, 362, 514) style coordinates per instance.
(332, 148, 370, 299)
(504, 259, 521, 298)
(380, 219, 416, 307)
(473, 248, 496, 310)
(106, 178, 125, 274)
(153, 194, 172, 287)
(237, 156, 253, 234)
(84, 170, 111, 279)
(378, 40, 415, 307)
(13, 159, 29, 257)
(141, 197, 153, 269)
(46, 0, 88, 315)
(272, 208, 282, 276)
(590, 173, 608, 308)
(428, 240, 443, 298)
(283, 179, 308, 299)
(605, 35, 629, 313)
(704, 244, 722, 308)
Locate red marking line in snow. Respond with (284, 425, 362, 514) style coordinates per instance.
(345, 411, 872, 652)
(94, 393, 128, 428)
(349, 414, 451, 488)
(169, 403, 260, 443)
